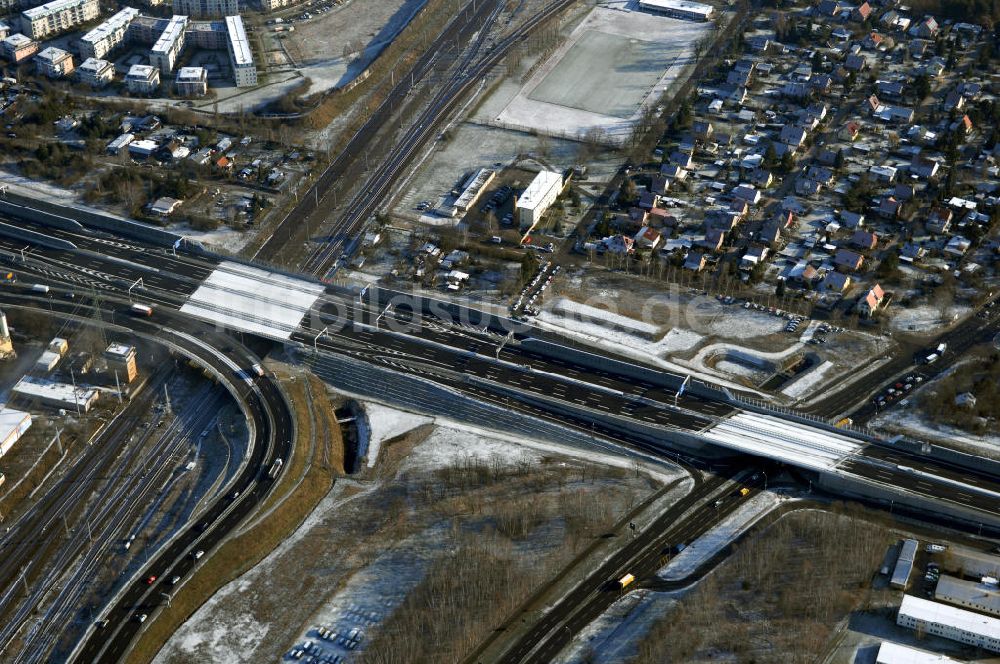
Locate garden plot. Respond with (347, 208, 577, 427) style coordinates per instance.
(494, 7, 710, 144)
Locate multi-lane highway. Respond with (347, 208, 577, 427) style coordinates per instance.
(5, 217, 1000, 662)
(5, 219, 1000, 531)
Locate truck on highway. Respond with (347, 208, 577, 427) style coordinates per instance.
(30, 284, 49, 294)
(617, 573, 635, 590)
(936, 343, 947, 354)
(924, 352, 940, 364)
(268, 457, 283, 479)
(251, 363, 265, 377)
(130, 303, 153, 317)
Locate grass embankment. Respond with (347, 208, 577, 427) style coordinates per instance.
(131, 370, 343, 663)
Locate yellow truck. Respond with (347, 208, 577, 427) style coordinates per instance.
(617, 573, 635, 590)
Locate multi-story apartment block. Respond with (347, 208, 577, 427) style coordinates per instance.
(149, 14, 187, 74)
(79, 6, 139, 60)
(225, 15, 255, 87)
(1, 33, 38, 62)
(175, 65, 206, 96)
(125, 63, 160, 93)
(34, 46, 74, 77)
(172, 0, 236, 18)
(21, 0, 99, 40)
(76, 56, 115, 86)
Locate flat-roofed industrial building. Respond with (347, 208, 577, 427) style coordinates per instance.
(516, 170, 562, 229)
(637, 0, 714, 21)
(897, 595, 1000, 653)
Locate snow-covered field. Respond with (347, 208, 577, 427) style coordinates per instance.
(891, 304, 970, 333)
(363, 402, 432, 467)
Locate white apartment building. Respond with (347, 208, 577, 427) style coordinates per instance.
(77, 57, 115, 86)
(0, 21, 10, 40)
(897, 595, 1000, 653)
(34, 46, 74, 78)
(21, 0, 100, 40)
(150, 14, 187, 74)
(175, 66, 206, 96)
(79, 6, 139, 60)
(225, 15, 256, 87)
(173, 0, 237, 18)
(516, 170, 563, 229)
(125, 63, 160, 94)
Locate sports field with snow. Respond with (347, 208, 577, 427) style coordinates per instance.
(495, 7, 711, 144)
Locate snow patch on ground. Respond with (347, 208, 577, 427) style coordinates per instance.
(549, 297, 660, 337)
(782, 360, 834, 399)
(363, 402, 433, 467)
(891, 304, 970, 333)
(287, 522, 448, 660)
(657, 491, 784, 581)
(873, 407, 1000, 458)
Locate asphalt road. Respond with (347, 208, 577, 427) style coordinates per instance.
(0, 292, 292, 664)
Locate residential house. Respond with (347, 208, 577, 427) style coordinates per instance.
(878, 196, 902, 219)
(840, 210, 864, 229)
(845, 53, 868, 71)
(841, 121, 861, 141)
(912, 16, 939, 38)
(700, 228, 726, 252)
(649, 176, 670, 196)
(604, 234, 635, 254)
(660, 163, 688, 181)
(944, 89, 966, 112)
(870, 164, 898, 183)
(684, 251, 707, 272)
(857, 283, 886, 316)
(850, 229, 878, 250)
(780, 125, 808, 149)
(834, 248, 864, 271)
(944, 236, 971, 257)
(692, 120, 714, 140)
(927, 206, 953, 233)
(821, 271, 852, 292)
(853, 1, 872, 20)
(816, 0, 841, 16)
(634, 227, 662, 251)
(670, 151, 694, 169)
(910, 154, 940, 179)
(638, 191, 657, 210)
(732, 184, 762, 205)
(876, 80, 905, 99)
(741, 245, 768, 268)
(893, 183, 915, 200)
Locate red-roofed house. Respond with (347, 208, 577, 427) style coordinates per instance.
(857, 283, 886, 316)
(634, 226, 662, 250)
(853, 1, 872, 21)
(840, 121, 861, 142)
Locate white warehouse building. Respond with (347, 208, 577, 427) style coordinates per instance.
(0, 408, 31, 458)
(21, 0, 100, 40)
(224, 15, 256, 87)
(897, 595, 1000, 653)
(516, 170, 562, 229)
(79, 6, 139, 60)
(150, 14, 187, 74)
(637, 0, 714, 21)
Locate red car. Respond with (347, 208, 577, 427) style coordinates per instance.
(145, 575, 158, 585)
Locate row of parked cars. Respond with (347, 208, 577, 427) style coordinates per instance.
(873, 374, 924, 409)
(288, 627, 364, 662)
